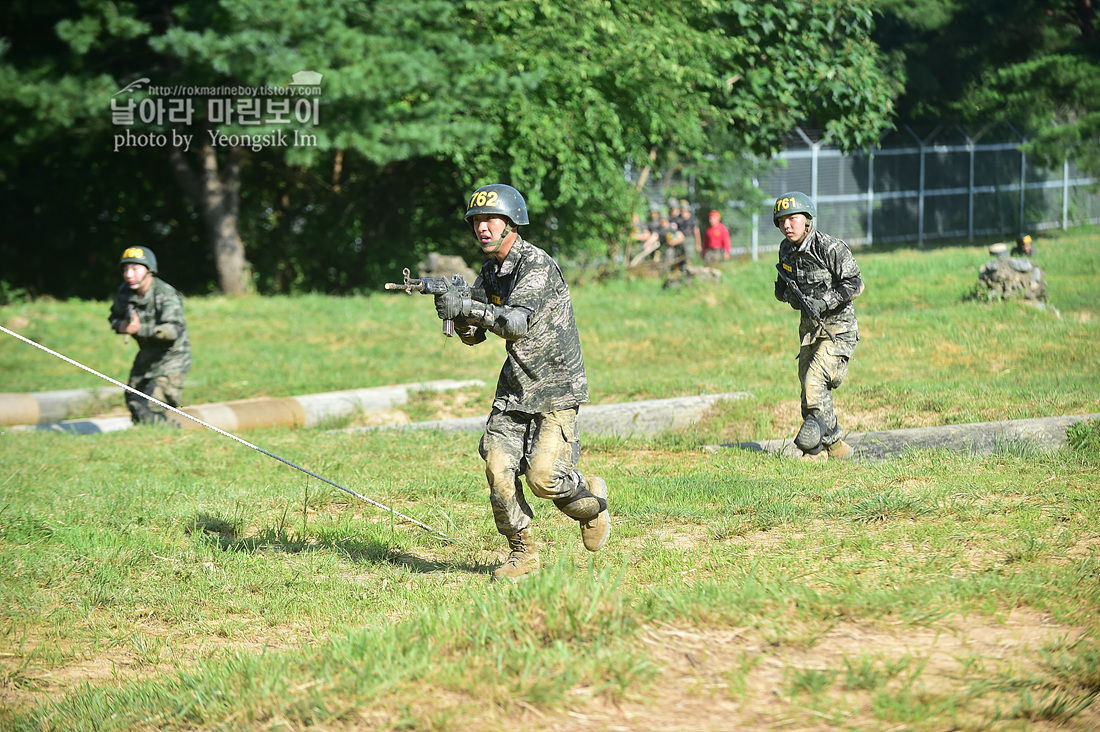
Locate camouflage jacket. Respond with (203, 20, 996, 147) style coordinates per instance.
(456, 237, 589, 414)
(774, 228, 863, 349)
(108, 277, 192, 379)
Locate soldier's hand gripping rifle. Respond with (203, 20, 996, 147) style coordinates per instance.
(384, 268, 484, 337)
(775, 264, 837, 344)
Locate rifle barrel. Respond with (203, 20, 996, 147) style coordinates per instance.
(384, 282, 425, 292)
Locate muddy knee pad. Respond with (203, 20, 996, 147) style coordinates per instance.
(794, 416, 825, 453)
(552, 476, 606, 521)
(145, 382, 170, 418)
(526, 413, 581, 500)
(484, 450, 516, 491)
(153, 373, 186, 412)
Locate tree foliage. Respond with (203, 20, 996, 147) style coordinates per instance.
(875, 0, 1099, 171)
(711, 1, 901, 153)
(2, 0, 901, 297)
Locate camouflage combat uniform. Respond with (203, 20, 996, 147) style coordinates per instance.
(108, 277, 191, 424)
(774, 229, 863, 448)
(454, 237, 601, 536)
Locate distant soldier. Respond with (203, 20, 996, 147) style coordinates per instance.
(631, 211, 659, 259)
(646, 207, 662, 236)
(435, 184, 610, 583)
(975, 241, 1048, 303)
(772, 192, 864, 461)
(107, 247, 191, 425)
(657, 211, 686, 265)
(676, 199, 701, 260)
(1012, 233, 1034, 257)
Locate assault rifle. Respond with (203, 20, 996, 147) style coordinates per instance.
(384, 268, 485, 337)
(113, 304, 137, 335)
(775, 264, 837, 344)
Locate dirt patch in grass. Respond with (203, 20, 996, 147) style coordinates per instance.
(321, 608, 1098, 732)
(519, 608, 1097, 732)
(0, 621, 316, 717)
(344, 408, 413, 428)
(771, 399, 803, 435)
(844, 403, 946, 432)
(5, 605, 1097, 732)
(625, 526, 712, 553)
(405, 387, 488, 422)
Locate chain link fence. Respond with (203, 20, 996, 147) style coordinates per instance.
(727, 124, 1100, 259)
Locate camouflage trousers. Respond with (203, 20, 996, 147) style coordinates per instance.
(479, 407, 601, 537)
(797, 335, 857, 447)
(126, 372, 186, 425)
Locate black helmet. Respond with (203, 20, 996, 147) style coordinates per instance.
(464, 184, 529, 226)
(1013, 233, 1033, 256)
(773, 191, 817, 228)
(119, 246, 158, 274)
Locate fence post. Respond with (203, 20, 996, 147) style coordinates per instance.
(1063, 157, 1070, 230)
(905, 126, 925, 247)
(793, 127, 820, 203)
(1006, 123, 1027, 235)
(959, 126, 975, 241)
(751, 175, 760, 261)
(1019, 150, 1027, 234)
(751, 211, 759, 261)
(867, 152, 875, 246)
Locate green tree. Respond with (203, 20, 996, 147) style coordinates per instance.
(2, 0, 501, 294)
(453, 0, 900, 257)
(2, 0, 901, 296)
(875, 0, 1099, 172)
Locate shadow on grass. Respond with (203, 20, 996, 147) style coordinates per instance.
(385, 550, 494, 577)
(185, 511, 492, 576)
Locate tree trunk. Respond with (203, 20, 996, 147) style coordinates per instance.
(169, 144, 252, 295)
(634, 145, 658, 192)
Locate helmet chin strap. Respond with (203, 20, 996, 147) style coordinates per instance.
(478, 222, 515, 255)
(129, 269, 153, 291)
(792, 219, 813, 246)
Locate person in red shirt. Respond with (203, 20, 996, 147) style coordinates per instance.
(702, 209, 731, 263)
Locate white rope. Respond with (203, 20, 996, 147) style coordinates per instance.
(1, 324, 452, 540)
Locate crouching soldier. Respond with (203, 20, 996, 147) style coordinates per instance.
(107, 247, 191, 425)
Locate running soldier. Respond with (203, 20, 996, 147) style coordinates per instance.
(772, 192, 863, 461)
(434, 184, 610, 582)
(107, 247, 191, 425)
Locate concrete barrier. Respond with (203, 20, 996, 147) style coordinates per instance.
(712, 413, 1100, 461)
(12, 380, 484, 434)
(338, 392, 753, 438)
(0, 387, 124, 425)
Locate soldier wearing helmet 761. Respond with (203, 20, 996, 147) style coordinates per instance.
(772, 192, 864, 461)
(434, 183, 610, 583)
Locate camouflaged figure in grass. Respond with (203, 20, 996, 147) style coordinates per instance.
(772, 193, 864, 461)
(108, 247, 191, 424)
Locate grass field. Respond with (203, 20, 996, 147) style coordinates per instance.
(1, 228, 1099, 730)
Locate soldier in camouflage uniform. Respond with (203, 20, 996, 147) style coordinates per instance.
(107, 247, 191, 425)
(772, 192, 864, 461)
(434, 184, 610, 583)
